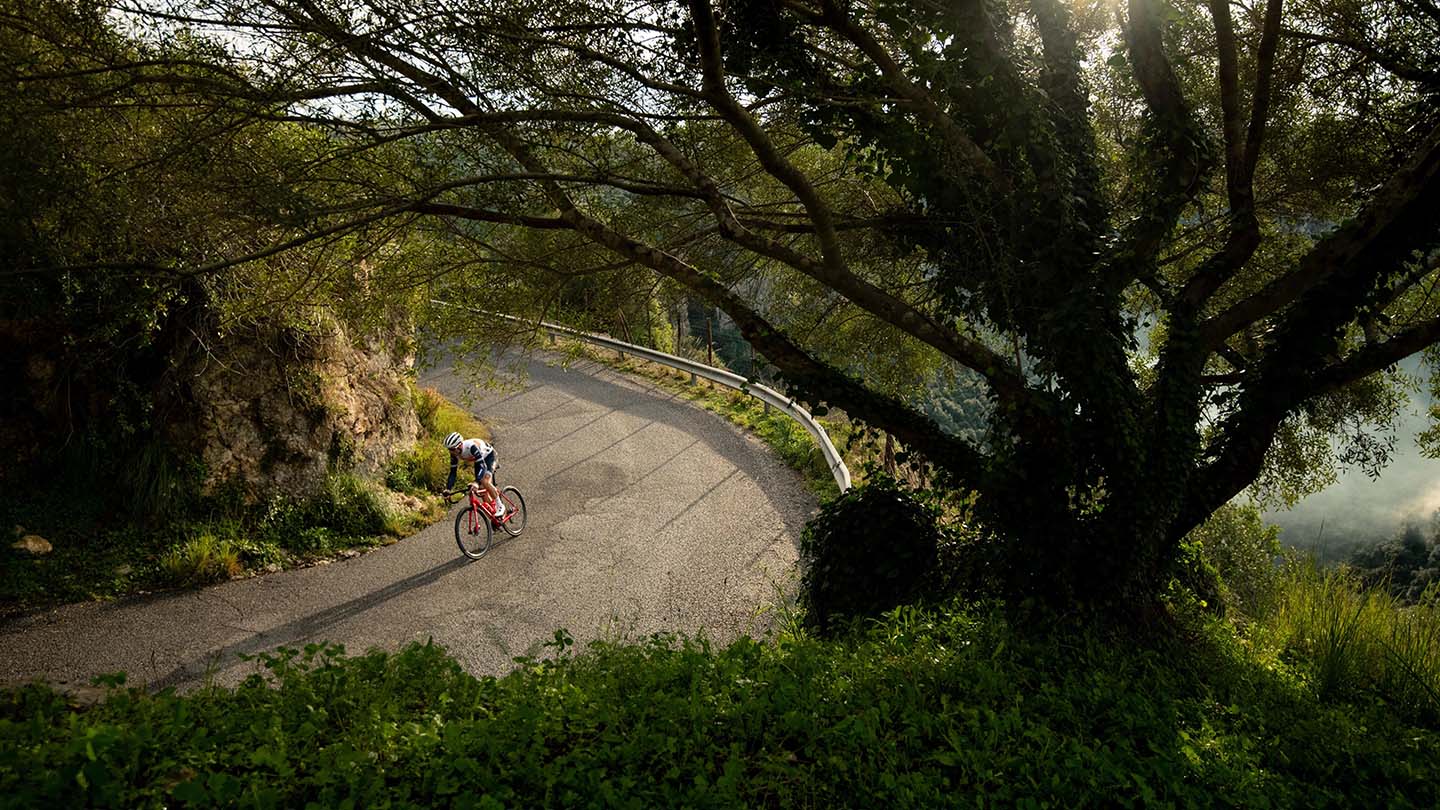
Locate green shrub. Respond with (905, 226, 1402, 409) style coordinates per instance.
(388, 384, 490, 497)
(1187, 503, 1283, 618)
(159, 533, 241, 587)
(384, 444, 451, 494)
(412, 384, 487, 443)
(800, 476, 945, 634)
(412, 384, 444, 435)
(256, 473, 393, 553)
(305, 474, 393, 539)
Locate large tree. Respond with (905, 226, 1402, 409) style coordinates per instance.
(15, 0, 1440, 614)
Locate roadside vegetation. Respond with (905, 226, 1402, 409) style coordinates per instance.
(3, 585, 1435, 807)
(0, 385, 481, 620)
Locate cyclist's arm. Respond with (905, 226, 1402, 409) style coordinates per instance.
(446, 456, 458, 491)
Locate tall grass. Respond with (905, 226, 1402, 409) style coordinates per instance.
(159, 533, 242, 587)
(1263, 559, 1440, 725)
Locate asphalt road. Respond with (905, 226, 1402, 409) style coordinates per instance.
(0, 354, 816, 691)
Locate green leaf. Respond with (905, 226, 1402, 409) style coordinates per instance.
(172, 779, 209, 804)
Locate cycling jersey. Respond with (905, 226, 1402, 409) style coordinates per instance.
(447, 438, 497, 490)
(456, 438, 493, 462)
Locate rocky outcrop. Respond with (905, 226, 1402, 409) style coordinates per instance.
(166, 313, 421, 501)
(12, 534, 52, 556)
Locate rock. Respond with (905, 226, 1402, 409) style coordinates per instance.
(340, 549, 361, 559)
(116, 564, 134, 577)
(12, 535, 52, 556)
(263, 563, 283, 573)
(61, 684, 114, 707)
(165, 314, 421, 502)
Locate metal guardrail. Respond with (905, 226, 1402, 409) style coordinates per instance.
(432, 300, 851, 492)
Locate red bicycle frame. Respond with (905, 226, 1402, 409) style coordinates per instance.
(464, 484, 516, 532)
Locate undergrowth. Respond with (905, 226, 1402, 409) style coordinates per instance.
(2, 601, 1435, 808)
(385, 385, 491, 494)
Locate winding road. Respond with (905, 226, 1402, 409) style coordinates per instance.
(0, 354, 816, 691)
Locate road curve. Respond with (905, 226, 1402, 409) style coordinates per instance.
(0, 354, 816, 691)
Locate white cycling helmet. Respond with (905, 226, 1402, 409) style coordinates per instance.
(444, 431, 463, 450)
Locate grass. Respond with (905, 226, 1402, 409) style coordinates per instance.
(158, 533, 243, 588)
(2, 600, 1436, 808)
(1250, 559, 1440, 726)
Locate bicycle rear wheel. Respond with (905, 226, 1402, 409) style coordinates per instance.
(454, 506, 492, 559)
(498, 486, 527, 537)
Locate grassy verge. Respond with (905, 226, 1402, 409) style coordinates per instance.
(0, 385, 483, 620)
(553, 340, 851, 499)
(2, 599, 1435, 808)
(1247, 559, 1440, 727)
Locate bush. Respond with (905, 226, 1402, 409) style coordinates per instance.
(384, 444, 451, 494)
(411, 385, 444, 435)
(800, 476, 945, 634)
(257, 473, 394, 553)
(1186, 503, 1283, 618)
(411, 384, 487, 444)
(389, 385, 490, 495)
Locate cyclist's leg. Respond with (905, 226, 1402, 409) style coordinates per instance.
(478, 452, 501, 507)
(481, 451, 501, 501)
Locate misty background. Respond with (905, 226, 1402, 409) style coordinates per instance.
(1265, 362, 1440, 562)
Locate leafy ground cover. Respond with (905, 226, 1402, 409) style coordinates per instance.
(0, 386, 481, 620)
(2, 595, 1435, 808)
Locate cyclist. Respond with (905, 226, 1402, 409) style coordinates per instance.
(443, 431, 505, 517)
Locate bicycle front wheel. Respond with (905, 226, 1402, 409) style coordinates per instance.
(499, 486, 527, 537)
(454, 506, 492, 559)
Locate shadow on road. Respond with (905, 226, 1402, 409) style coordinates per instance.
(148, 555, 471, 691)
(519, 357, 817, 544)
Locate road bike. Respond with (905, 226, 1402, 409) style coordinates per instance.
(446, 473, 527, 559)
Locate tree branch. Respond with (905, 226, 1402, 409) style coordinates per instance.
(1106, 0, 1213, 292)
(803, 0, 1010, 192)
(1199, 122, 1440, 349)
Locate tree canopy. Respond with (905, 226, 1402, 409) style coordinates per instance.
(6, 0, 1439, 614)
